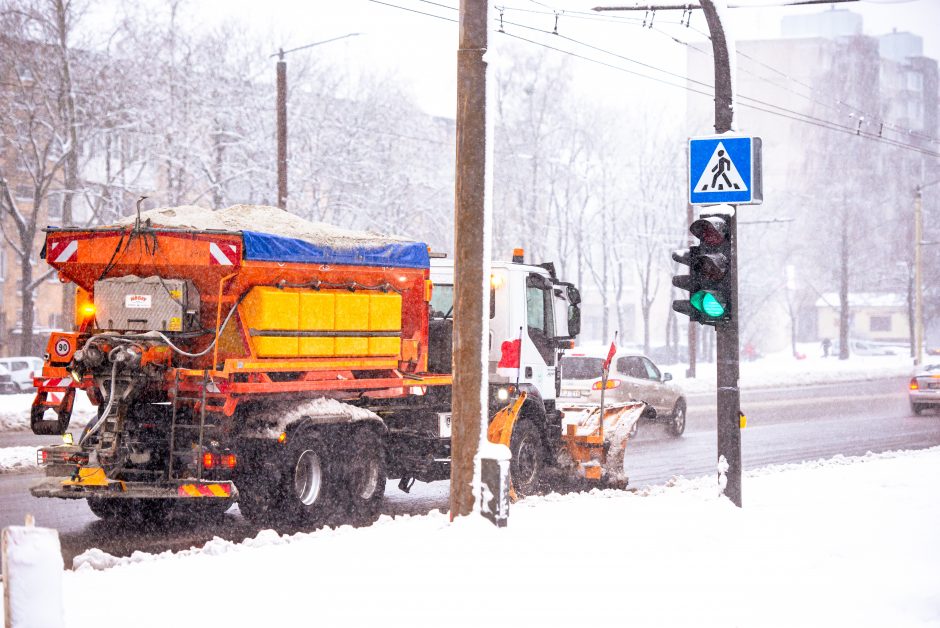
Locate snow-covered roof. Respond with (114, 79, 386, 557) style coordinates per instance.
(815, 292, 906, 309)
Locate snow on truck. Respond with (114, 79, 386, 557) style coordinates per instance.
(30, 205, 645, 525)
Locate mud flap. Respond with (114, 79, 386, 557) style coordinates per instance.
(30, 388, 76, 436)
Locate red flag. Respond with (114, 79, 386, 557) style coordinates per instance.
(602, 340, 616, 371)
(497, 339, 521, 368)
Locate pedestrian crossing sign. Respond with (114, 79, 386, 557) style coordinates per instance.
(689, 135, 762, 206)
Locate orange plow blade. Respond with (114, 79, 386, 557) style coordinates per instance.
(557, 400, 647, 484)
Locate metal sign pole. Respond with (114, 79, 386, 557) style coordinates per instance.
(700, 0, 742, 507)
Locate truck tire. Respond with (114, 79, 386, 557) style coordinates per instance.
(86, 497, 171, 523)
(668, 400, 687, 437)
(237, 479, 282, 526)
(341, 429, 387, 524)
(509, 419, 543, 497)
(282, 430, 343, 527)
(174, 500, 232, 523)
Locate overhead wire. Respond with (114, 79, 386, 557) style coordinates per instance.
(680, 21, 940, 146)
(369, 0, 940, 158)
(495, 14, 940, 156)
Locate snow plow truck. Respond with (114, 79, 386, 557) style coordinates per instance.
(30, 204, 646, 526)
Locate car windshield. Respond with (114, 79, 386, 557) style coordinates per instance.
(561, 357, 604, 380)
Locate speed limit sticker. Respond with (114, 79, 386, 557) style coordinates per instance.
(54, 338, 71, 357)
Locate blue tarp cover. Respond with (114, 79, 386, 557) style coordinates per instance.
(241, 230, 429, 269)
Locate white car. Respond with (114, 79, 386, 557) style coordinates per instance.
(0, 364, 16, 394)
(559, 347, 687, 437)
(909, 363, 940, 415)
(0, 356, 44, 392)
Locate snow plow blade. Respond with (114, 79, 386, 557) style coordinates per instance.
(29, 476, 238, 502)
(557, 400, 647, 486)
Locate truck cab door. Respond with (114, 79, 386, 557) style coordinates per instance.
(520, 273, 556, 401)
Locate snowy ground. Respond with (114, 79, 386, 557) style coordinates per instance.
(2, 447, 935, 627)
(0, 446, 38, 473)
(0, 391, 96, 433)
(1, 351, 936, 626)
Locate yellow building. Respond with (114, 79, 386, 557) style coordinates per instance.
(815, 292, 909, 345)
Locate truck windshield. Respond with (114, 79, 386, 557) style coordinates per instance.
(560, 357, 604, 380)
(430, 284, 454, 318)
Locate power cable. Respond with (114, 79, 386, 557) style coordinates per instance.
(498, 16, 939, 155)
(369, 0, 940, 158)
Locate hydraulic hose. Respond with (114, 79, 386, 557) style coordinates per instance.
(79, 359, 118, 447)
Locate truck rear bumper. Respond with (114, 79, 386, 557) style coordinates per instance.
(30, 477, 238, 502)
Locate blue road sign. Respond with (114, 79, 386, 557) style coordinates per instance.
(689, 135, 762, 206)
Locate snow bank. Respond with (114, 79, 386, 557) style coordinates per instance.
(677, 352, 914, 394)
(121, 204, 413, 249)
(57, 447, 940, 627)
(0, 392, 96, 432)
(0, 446, 39, 473)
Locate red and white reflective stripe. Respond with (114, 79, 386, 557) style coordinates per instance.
(47, 392, 63, 405)
(209, 242, 238, 266)
(49, 239, 78, 263)
(43, 378, 71, 388)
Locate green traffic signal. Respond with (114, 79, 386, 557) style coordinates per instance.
(691, 290, 726, 318)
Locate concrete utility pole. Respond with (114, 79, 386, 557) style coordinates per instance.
(450, 0, 492, 519)
(272, 34, 360, 210)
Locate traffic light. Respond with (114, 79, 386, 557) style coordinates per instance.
(672, 215, 732, 326)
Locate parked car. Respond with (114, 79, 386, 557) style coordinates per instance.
(559, 348, 687, 437)
(909, 363, 940, 415)
(0, 364, 16, 394)
(0, 356, 44, 392)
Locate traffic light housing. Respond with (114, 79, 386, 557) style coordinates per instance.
(672, 215, 732, 326)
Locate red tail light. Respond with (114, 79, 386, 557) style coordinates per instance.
(592, 379, 622, 390)
(910, 378, 920, 391)
(221, 453, 237, 469)
(202, 452, 218, 470)
(498, 339, 521, 368)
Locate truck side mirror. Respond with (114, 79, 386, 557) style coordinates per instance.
(566, 285, 581, 306)
(567, 303, 581, 338)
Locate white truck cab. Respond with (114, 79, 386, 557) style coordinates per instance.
(428, 254, 581, 408)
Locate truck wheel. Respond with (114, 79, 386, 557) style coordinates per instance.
(668, 401, 687, 437)
(341, 429, 387, 524)
(86, 497, 171, 523)
(174, 500, 232, 523)
(237, 480, 283, 526)
(87, 496, 126, 519)
(509, 420, 543, 497)
(283, 430, 342, 526)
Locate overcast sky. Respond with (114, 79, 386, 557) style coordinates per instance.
(170, 0, 940, 119)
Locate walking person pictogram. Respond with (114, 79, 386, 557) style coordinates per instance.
(710, 150, 739, 191)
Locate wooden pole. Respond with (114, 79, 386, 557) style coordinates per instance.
(450, 0, 492, 519)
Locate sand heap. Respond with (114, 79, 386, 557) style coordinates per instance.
(120, 204, 413, 249)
